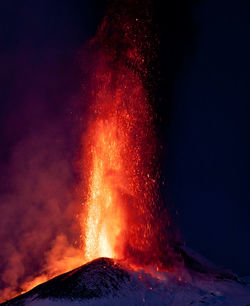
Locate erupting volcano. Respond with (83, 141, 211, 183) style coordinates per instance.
(2, 1, 175, 302)
(2, 1, 250, 305)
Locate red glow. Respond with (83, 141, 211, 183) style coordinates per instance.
(81, 57, 158, 263)
(80, 6, 168, 268)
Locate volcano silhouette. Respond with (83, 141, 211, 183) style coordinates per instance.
(2, 247, 250, 305)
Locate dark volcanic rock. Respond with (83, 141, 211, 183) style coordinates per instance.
(1, 258, 133, 305)
(2, 255, 250, 305)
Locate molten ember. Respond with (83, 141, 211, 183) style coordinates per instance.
(82, 57, 158, 263)
(80, 1, 170, 267)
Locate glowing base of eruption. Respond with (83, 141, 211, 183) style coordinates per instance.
(84, 119, 126, 260)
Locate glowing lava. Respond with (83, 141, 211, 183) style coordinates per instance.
(81, 4, 163, 267)
(82, 63, 158, 261)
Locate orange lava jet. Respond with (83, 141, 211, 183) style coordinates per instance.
(82, 62, 158, 263)
(80, 1, 169, 267)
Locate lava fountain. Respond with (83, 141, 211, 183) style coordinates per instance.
(0, 1, 176, 303)
(82, 53, 158, 263)
(80, 0, 174, 268)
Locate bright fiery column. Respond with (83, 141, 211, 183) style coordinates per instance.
(81, 2, 166, 267)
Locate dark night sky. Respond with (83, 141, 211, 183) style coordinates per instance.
(161, 0, 250, 276)
(0, 0, 249, 277)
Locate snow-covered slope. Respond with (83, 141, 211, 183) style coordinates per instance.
(2, 253, 250, 305)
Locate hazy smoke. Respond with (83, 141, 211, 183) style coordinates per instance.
(0, 41, 86, 302)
